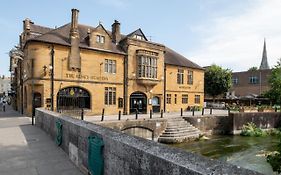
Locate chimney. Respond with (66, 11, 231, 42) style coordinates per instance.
(23, 18, 32, 33)
(68, 8, 81, 70)
(70, 9, 79, 37)
(112, 20, 121, 43)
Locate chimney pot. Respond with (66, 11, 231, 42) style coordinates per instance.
(112, 20, 121, 43)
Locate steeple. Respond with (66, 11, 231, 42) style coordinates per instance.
(259, 39, 270, 70)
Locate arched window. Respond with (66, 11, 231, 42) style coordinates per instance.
(57, 87, 90, 110)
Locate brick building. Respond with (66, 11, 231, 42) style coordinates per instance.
(228, 40, 271, 98)
(10, 9, 204, 116)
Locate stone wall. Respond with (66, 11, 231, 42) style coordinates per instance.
(97, 119, 167, 141)
(184, 115, 233, 135)
(231, 112, 281, 134)
(35, 108, 261, 175)
(184, 112, 281, 135)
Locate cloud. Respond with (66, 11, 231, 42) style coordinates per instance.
(189, 0, 281, 71)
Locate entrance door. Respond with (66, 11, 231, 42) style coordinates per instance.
(152, 96, 160, 113)
(130, 92, 147, 114)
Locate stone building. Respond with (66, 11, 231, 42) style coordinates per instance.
(228, 40, 271, 98)
(0, 75, 11, 97)
(10, 9, 204, 116)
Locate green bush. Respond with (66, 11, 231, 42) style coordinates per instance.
(240, 122, 267, 137)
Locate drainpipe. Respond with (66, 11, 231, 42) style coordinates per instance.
(50, 45, 54, 111)
(123, 54, 128, 115)
(164, 64, 166, 112)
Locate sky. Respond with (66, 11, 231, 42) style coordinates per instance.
(1, 0, 281, 76)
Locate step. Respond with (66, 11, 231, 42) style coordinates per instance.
(167, 123, 191, 127)
(165, 126, 197, 132)
(161, 129, 200, 135)
(158, 134, 200, 143)
(160, 131, 200, 137)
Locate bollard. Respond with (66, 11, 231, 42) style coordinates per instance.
(135, 109, 138, 120)
(161, 109, 163, 118)
(228, 107, 230, 116)
(118, 111, 121, 120)
(3, 105, 5, 112)
(101, 108, 105, 121)
(210, 108, 213, 115)
(81, 108, 84, 120)
(192, 107, 195, 116)
(181, 108, 183, 116)
(202, 108, 204, 115)
(150, 110, 152, 119)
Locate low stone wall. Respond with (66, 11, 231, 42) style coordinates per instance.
(184, 112, 281, 135)
(231, 112, 281, 134)
(184, 115, 232, 135)
(35, 108, 260, 175)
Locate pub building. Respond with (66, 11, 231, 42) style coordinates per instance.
(10, 9, 204, 117)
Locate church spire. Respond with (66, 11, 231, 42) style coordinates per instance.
(259, 38, 270, 70)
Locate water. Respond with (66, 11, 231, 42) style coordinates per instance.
(172, 135, 279, 175)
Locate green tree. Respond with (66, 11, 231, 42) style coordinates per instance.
(204, 65, 232, 101)
(248, 66, 258, 71)
(264, 59, 281, 104)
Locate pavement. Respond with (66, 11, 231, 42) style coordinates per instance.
(84, 108, 229, 123)
(0, 105, 83, 175)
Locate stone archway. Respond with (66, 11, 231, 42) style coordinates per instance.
(57, 86, 90, 111)
(130, 92, 147, 114)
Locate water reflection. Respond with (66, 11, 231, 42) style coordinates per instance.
(171, 135, 278, 175)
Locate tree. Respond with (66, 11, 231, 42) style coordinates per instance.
(264, 58, 281, 104)
(248, 66, 258, 71)
(204, 65, 232, 101)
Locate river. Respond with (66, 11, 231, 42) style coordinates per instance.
(171, 135, 279, 175)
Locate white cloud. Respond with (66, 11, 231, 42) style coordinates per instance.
(189, 0, 281, 71)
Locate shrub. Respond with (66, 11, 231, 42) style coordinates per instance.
(240, 122, 266, 137)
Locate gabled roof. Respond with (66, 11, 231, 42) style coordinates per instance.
(164, 47, 204, 70)
(26, 22, 203, 70)
(126, 28, 148, 41)
(30, 23, 53, 34)
(27, 23, 126, 55)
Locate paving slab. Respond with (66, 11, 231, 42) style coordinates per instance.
(0, 105, 83, 175)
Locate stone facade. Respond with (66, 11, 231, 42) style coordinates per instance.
(10, 9, 204, 117)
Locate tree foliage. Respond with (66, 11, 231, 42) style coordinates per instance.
(248, 66, 258, 71)
(204, 65, 232, 100)
(264, 59, 281, 104)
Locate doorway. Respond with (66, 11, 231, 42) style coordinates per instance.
(130, 92, 147, 114)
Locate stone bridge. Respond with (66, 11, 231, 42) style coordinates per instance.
(96, 119, 167, 141)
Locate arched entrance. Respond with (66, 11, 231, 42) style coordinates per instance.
(130, 92, 147, 114)
(152, 96, 160, 113)
(57, 87, 90, 111)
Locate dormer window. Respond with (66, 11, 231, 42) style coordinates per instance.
(134, 34, 145, 40)
(96, 35, 105, 43)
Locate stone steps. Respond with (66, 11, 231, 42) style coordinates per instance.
(158, 117, 201, 143)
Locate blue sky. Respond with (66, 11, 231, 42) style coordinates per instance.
(1, 0, 281, 76)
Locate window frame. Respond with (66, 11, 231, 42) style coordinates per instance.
(195, 95, 200, 104)
(177, 69, 184, 84)
(166, 94, 171, 104)
(104, 87, 116, 105)
(182, 94, 188, 104)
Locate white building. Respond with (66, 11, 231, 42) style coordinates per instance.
(0, 75, 11, 96)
